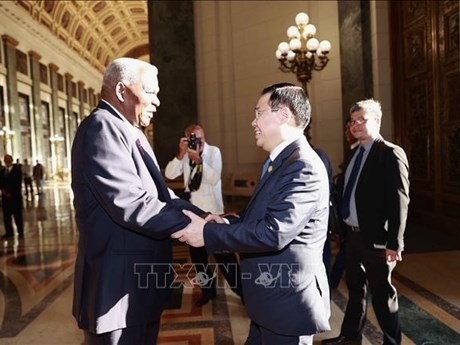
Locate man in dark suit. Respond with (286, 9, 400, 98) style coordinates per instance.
(0, 154, 24, 239)
(173, 83, 331, 344)
(322, 99, 410, 345)
(71, 57, 205, 345)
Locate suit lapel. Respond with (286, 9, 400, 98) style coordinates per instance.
(97, 101, 171, 202)
(135, 139, 171, 202)
(245, 138, 303, 210)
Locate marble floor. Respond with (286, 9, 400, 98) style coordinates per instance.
(0, 182, 459, 344)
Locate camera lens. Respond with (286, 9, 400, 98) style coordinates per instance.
(189, 133, 197, 149)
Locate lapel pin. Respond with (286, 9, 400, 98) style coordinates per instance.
(268, 165, 273, 173)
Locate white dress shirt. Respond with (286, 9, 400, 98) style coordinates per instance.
(165, 142, 224, 214)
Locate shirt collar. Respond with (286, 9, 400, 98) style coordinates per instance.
(100, 99, 139, 141)
(360, 135, 380, 152)
(268, 132, 303, 162)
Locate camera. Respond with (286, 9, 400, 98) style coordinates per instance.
(188, 133, 200, 150)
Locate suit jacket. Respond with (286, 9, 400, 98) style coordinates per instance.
(71, 101, 203, 334)
(0, 164, 23, 206)
(204, 136, 331, 336)
(342, 136, 410, 251)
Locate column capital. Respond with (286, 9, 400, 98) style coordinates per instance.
(49, 63, 59, 72)
(78, 81, 85, 88)
(64, 72, 73, 81)
(28, 50, 42, 61)
(2, 34, 18, 47)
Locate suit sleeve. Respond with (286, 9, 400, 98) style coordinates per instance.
(385, 146, 410, 251)
(203, 158, 327, 253)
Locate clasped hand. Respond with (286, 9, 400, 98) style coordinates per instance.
(171, 211, 225, 247)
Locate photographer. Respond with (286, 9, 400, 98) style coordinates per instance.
(165, 124, 242, 306)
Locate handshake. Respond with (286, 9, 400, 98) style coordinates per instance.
(170, 211, 221, 247)
(171, 211, 235, 247)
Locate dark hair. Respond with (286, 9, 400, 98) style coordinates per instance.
(261, 83, 311, 129)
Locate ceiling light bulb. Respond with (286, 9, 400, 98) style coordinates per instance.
(287, 26, 300, 39)
(295, 12, 309, 26)
(319, 40, 331, 53)
(278, 42, 290, 54)
(276, 49, 284, 60)
(289, 38, 302, 51)
(306, 38, 319, 51)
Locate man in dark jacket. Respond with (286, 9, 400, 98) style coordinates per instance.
(0, 154, 24, 239)
(322, 99, 410, 345)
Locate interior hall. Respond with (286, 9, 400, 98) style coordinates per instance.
(0, 1, 459, 344)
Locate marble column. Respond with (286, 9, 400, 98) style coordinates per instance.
(78, 81, 85, 120)
(148, 0, 197, 168)
(64, 73, 73, 171)
(2, 34, 20, 156)
(338, 0, 373, 155)
(29, 50, 44, 160)
(48, 63, 60, 177)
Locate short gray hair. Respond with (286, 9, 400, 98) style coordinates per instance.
(101, 57, 158, 91)
(350, 99, 382, 119)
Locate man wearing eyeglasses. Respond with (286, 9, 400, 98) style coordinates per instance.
(172, 83, 331, 344)
(322, 99, 410, 345)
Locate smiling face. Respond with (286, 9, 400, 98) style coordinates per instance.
(349, 108, 381, 144)
(251, 92, 283, 153)
(122, 67, 160, 128)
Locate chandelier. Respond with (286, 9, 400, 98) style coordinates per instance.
(275, 12, 331, 96)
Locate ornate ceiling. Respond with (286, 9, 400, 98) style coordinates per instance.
(15, 0, 150, 73)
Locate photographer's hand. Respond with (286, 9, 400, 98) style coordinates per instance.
(176, 137, 188, 160)
(187, 147, 201, 164)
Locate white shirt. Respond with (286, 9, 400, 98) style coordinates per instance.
(165, 142, 224, 214)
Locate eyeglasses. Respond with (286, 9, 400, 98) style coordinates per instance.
(347, 117, 369, 126)
(254, 107, 279, 119)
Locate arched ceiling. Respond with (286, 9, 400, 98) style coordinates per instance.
(15, 0, 149, 73)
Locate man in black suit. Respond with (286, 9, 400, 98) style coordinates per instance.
(71, 57, 205, 345)
(173, 83, 331, 344)
(322, 99, 410, 345)
(0, 154, 24, 239)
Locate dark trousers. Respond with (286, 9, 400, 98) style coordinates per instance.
(84, 322, 160, 345)
(340, 231, 401, 345)
(2, 199, 24, 236)
(245, 321, 313, 345)
(330, 235, 347, 288)
(24, 177, 33, 197)
(189, 246, 242, 297)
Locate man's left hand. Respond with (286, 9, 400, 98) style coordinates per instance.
(386, 249, 402, 262)
(171, 210, 206, 247)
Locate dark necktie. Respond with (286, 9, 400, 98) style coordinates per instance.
(341, 146, 365, 220)
(261, 158, 272, 178)
(135, 138, 171, 202)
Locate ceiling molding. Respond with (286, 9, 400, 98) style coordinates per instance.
(14, 0, 149, 73)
